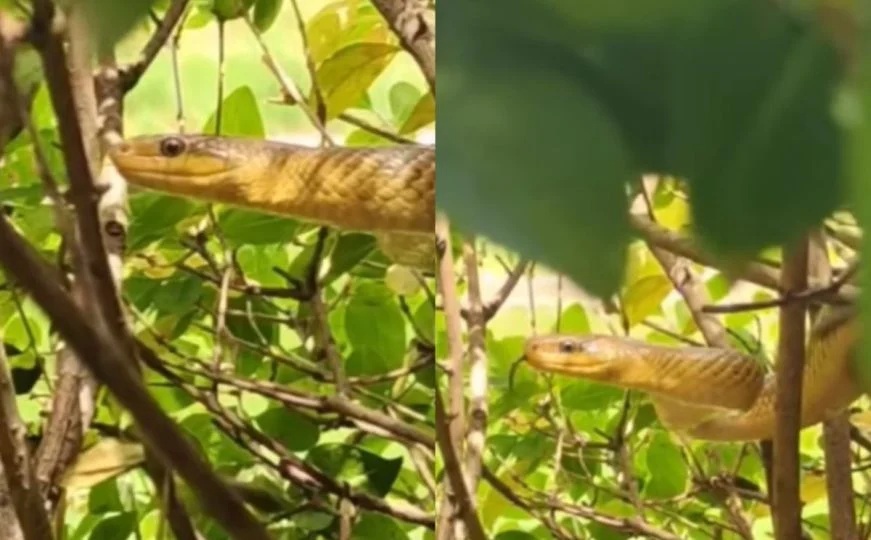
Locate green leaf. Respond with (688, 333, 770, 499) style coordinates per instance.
(202, 85, 266, 137)
(561, 380, 623, 410)
(389, 81, 421, 126)
(152, 273, 204, 314)
(622, 274, 672, 327)
(317, 43, 401, 119)
(323, 233, 377, 284)
(399, 92, 435, 134)
(643, 432, 688, 498)
(556, 303, 590, 334)
(255, 407, 320, 451)
(87, 512, 136, 540)
(494, 532, 539, 540)
(669, 0, 843, 257)
(353, 514, 408, 540)
(253, 0, 283, 32)
(87, 479, 123, 514)
(236, 244, 290, 287)
(439, 9, 632, 298)
(344, 282, 406, 373)
(217, 208, 298, 245)
(212, 0, 255, 20)
(128, 193, 199, 250)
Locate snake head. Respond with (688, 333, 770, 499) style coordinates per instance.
(524, 335, 621, 379)
(108, 134, 259, 199)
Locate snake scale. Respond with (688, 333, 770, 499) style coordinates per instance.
(524, 305, 862, 441)
(109, 134, 435, 269)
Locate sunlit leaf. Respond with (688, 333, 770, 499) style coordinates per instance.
(317, 43, 400, 119)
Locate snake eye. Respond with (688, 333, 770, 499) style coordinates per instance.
(558, 340, 575, 353)
(159, 137, 186, 157)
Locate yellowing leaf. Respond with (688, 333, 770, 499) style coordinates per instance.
(63, 438, 145, 490)
(316, 43, 400, 119)
(306, 0, 393, 65)
(400, 92, 435, 134)
(384, 264, 421, 296)
(623, 274, 672, 327)
(851, 410, 871, 429)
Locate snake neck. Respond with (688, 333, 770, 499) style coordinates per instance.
(232, 145, 435, 234)
(685, 309, 862, 441)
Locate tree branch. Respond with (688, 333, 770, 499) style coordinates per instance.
(810, 231, 858, 540)
(0, 335, 51, 539)
(0, 206, 269, 538)
(118, 0, 190, 91)
(772, 237, 809, 540)
(370, 0, 435, 93)
(629, 214, 859, 302)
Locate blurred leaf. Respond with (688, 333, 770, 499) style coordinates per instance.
(557, 303, 590, 334)
(669, 0, 843, 257)
(439, 9, 632, 298)
(317, 43, 400, 119)
(63, 439, 145, 490)
(87, 512, 136, 540)
(494, 532, 539, 540)
(202, 85, 265, 137)
(212, 0, 255, 20)
(253, 0, 283, 32)
(354, 514, 408, 539)
(255, 407, 320, 451)
(75, 0, 157, 52)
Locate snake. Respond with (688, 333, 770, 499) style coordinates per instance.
(524, 305, 862, 441)
(108, 134, 435, 269)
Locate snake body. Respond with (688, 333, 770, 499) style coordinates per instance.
(108, 135, 435, 268)
(524, 306, 861, 441)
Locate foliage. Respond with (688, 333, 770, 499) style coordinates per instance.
(437, 1, 870, 538)
(439, 0, 846, 298)
(0, 0, 434, 538)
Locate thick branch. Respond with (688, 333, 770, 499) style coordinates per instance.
(370, 0, 435, 93)
(0, 215, 269, 539)
(771, 238, 809, 540)
(0, 338, 51, 539)
(810, 231, 858, 540)
(630, 215, 859, 302)
(462, 239, 487, 492)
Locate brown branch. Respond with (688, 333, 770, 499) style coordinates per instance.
(460, 258, 530, 322)
(629, 214, 859, 302)
(0, 213, 268, 538)
(481, 466, 680, 540)
(0, 334, 51, 539)
(810, 231, 859, 540)
(119, 0, 190, 91)
(702, 260, 858, 314)
(462, 239, 487, 492)
(435, 214, 478, 539)
(434, 388, 487, 540)
(370, 0, 435, 94)
(772, 237, 809, 540)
